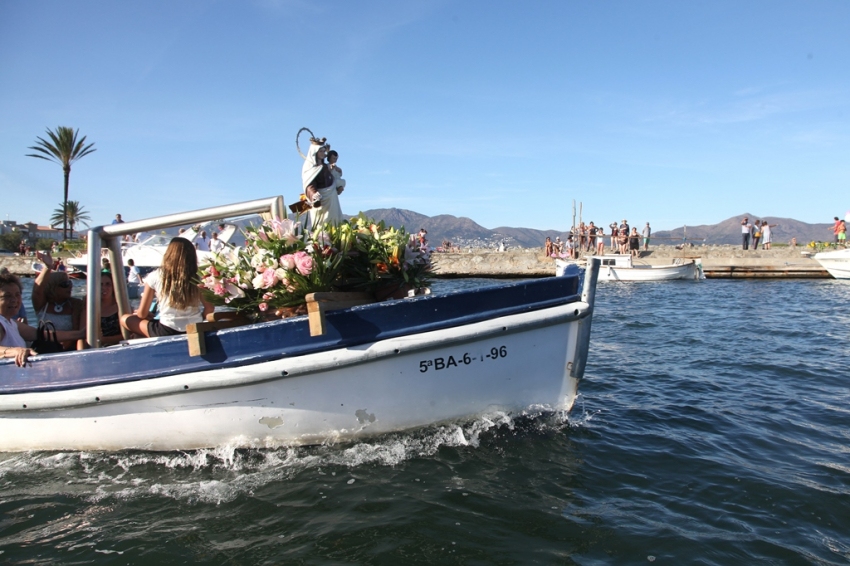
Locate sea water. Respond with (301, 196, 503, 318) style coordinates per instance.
(1, 277, 848, 564)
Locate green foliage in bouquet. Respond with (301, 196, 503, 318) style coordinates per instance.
(340, 215, 433, 293)
(199, 216, 433, 316)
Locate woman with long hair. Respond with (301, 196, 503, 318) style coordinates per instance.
(120, 237, 212, 337)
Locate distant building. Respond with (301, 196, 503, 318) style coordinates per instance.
(0, 220, 64, 243)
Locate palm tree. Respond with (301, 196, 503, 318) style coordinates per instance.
(27, 127, 96, 239)
(50, 201, 91, 239)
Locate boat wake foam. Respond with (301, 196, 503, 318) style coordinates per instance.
(0, 409, 587, 505)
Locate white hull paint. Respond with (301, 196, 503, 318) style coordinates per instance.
(557, 255, 702, 282)
(597, 262, 700, 281)
(814, 248, 850, 279)
(0, 302, 588, 451)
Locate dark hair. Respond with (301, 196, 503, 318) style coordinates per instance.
(327, 150, 338, 159)
(0, 270, 22, 292)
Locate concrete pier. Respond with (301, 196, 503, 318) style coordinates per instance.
(431, 245, 829, 279)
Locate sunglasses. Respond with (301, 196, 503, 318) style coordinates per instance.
(58, 281, 73, 288)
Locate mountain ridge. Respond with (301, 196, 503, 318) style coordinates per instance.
(350, 208, 834, 248)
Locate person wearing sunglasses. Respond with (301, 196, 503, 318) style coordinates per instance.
(0, 271, 83, 366)
(33, 250, 84, 349)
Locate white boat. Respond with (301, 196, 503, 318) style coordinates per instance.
(813, 248, 850, 279)
(32, 261, 140, 299)
(0, 197, 599, 452)
(66, 222, 242, 277)
(556, 254, 702, 282)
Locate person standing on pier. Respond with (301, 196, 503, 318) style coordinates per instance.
(761, 221, 778, 250)
(752, 220, 762, 250)
(741, 217, 752, 250)
(587, 222, 598, 252)
(642, 222, 651, 251)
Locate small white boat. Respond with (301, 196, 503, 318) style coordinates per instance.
(557, 254, 703, 282)
(0, 197, 600, 452)
(813, 248, 850, 279)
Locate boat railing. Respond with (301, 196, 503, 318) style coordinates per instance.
(85, 196, 285, 348)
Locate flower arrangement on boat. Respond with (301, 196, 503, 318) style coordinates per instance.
(199, 215, 432, 316)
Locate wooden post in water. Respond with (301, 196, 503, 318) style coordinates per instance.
(572, 200, 576, 236)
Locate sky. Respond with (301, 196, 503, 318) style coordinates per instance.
(1, 0, 848, 233)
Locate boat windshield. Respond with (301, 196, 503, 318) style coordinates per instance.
(132, 234, 173, 248)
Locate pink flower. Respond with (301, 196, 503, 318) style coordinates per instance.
(259, 302, 268, 312)
(262, 268, 278, 288)
(270, 218, 298, 240)
(279, 254, 296, 270)
(293, 251, 313, 276)
(224, 282, 245, 299)
(213, 283, 226, 296)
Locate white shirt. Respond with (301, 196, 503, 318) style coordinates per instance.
(144, 269, 203, 332)
(127, 265, 142, 285)
(195, 236, 210, 252)
(0, 316, 26, 348)
(209, 238, 224, 253)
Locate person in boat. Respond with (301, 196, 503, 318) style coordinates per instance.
(303, 141, 342, 228)
(32, 251, 84, 350)
(120, 237, 213, 338)
(127, 258, 142, 286)
(609, 222, 619, 251)
(0, 268, 27, 323)
(0, 271, 82, 366)
(78, 270, 123, 348)
(209, 231, 225, 254)
(195, 230, 210, 252)
(544, 237, 554, 257)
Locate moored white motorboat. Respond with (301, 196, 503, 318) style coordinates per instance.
(813, 248, 850, 279)
(556, 254, 702, 281)
(33, 261, 140, 298)
(66, 222, 242, 277)
(0, 197, 599, 452)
